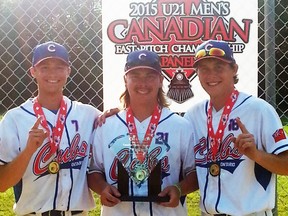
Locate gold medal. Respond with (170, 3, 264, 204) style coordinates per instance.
(209, 163, 220, 177)
(135, 169, 147, 181)
(48, 161, 60, 174)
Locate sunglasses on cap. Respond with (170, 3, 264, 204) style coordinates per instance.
(195, 47, 226, 59)
(193, 40, 236, 67)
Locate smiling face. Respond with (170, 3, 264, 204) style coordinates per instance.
(124, 68, 163, 106)
(196, 58, 238, 101)
(30, 58, 71, 97)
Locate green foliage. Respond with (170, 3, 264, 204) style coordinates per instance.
(284, 126, 288, 136)
(0, 188, 14, 216)
(277, 176, 288, 215)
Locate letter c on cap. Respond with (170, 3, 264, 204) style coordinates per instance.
(204, 43, 213, 51)
(48, 44, 56, 52)
(138, 53, 146, 60)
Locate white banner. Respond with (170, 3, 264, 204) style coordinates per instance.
(102, 0, 258, 112)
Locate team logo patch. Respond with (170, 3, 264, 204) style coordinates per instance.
(272, 128, 286, 143)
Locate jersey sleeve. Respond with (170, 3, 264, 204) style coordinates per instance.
(183, 107, 193, 123)
(0, 111, 21, 164)
(88, 127, 105, 174)
(260, 102, 288, 155)
(180, 119, 196, 176)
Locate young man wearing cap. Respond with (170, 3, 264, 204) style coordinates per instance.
(184, 40, 288, 215)
(0, 41, 101, 216)
(88, 50, 198, 216)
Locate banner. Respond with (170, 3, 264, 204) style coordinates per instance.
(102, 0, 258, 112)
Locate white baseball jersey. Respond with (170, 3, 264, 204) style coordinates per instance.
(89, 107, 195, 216)
(0, 96, 101, 215)
(184, 92, 288, 215)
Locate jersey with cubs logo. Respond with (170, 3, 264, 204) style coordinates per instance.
(0, 96, 101, 215)
(89, 107, 195, 216)
(184, 92, 288, 215)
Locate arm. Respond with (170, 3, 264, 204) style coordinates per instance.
(234, 117, 288, 175)
(252, 150, 288, 175)
(87, 172, 121, 207)
(0, 117, 47, 192)
(158, 170, 198, 207)
(177, 169, 199, 195)
(0, 147, 35, 192)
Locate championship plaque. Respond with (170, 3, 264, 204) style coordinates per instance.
(109, 133, 170, 202)
(209, 163, 220, 177)
(118, 161, 169, 202)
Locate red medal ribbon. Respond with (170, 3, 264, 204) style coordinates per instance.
(207, 89, 239, 160)
(126, 105, 162, 163)
(33, 97, 67, 158)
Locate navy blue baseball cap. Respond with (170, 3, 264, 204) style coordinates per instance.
(193, 40, 235, 67)
(32, 41, 70, 67)
(124, 50, 161, 74)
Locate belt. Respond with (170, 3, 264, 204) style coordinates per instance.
(214, 214, 231, 216)
(31, 210, 83, 216)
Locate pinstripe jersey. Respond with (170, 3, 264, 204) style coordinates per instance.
(89, 107, 195, 216)
(0, 96, 101, 215)
(184, 92, 288, 215)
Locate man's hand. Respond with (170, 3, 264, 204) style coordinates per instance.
(158, 185, 180, 208)
(99, 184, 121, 207)
(95, 107, 121, 128)
(26, 117, 48, 153)
(233, 117, 257, 159)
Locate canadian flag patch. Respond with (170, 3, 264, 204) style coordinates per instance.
(272, 128, 287, 143)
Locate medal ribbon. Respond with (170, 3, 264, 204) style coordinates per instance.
(33, 97, 67, 157)
(207, 89, 239, 160)
(126, 105, 162, 163)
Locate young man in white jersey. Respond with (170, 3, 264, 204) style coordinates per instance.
(184, 40, 288, 216)
(88, 50, 198, 216)
(0, 41, 101, 216)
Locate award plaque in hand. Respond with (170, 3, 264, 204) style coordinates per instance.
(118, 161, 169, 202)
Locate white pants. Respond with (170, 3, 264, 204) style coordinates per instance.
(22, 211, 88, 216)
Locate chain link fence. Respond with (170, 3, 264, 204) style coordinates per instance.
(0, 0, 103, 114)
(0, 0, 287, 215)
(258, 1, 288, 212)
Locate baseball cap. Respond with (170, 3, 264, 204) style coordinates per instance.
(124, 50, 161, 74)
(32, 41, 70, 67)
(193, 40, 235, 67)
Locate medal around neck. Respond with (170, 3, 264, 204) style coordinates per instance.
(209, 163, 220, 177)
(48, 161, 60, 174)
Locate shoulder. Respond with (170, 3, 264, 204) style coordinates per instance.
(160, 108, 191, 127)
(1, 99, 34, 127)
(66, 97, 102, 116)
(186, 99, 209, 112)
(4, 99, 34, 117)
(94, 111, 127, 136)
(184, 99, 209, 119)
(99, 109, 127, 125)
(236, 92, 276, 111)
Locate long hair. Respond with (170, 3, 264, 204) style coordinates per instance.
(119, 87, 170, 109)
(230, 63, 239, 84)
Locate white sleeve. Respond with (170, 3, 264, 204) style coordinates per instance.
(260, 102, 288, 155)
(0, 111, 21, 164)
(88, 127, 105, 174)
(181, 120, 196, 176)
